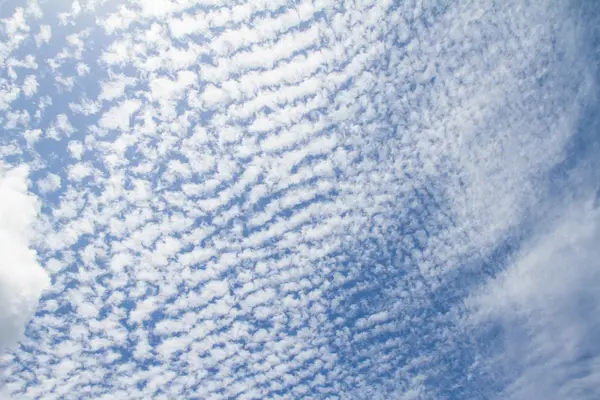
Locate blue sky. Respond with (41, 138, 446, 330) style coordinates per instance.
(0, 0, 599, 399)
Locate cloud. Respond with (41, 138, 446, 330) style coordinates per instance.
(22, 75, 37, 97)
(0, 166, 49, 353)
(34, 25, 51, 47)
(464, 192, 600, 399)
(0, 0, 598, 398)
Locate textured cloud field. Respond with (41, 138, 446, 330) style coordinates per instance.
(0, 0, 599, 399)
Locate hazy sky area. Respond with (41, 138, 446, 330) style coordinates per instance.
(0, 0, 599, 399)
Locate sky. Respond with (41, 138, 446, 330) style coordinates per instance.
(0, 0, 599, 399)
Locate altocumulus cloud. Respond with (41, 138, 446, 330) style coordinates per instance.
(0, 0, 598, 399)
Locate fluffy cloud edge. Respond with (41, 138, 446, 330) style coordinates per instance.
(0, 165, 49, 353)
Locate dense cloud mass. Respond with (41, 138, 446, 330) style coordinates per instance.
(0, 0, 599, 399)
(0, 165, 49, 353)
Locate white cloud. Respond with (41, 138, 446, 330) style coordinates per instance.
(0, 85, 20, 111)
(22, 75, 37, 97)
(1, 0, 598, 398)
(75, 62, 90, 76)
(98, 99, 141, 130)
(45, 113, 75, 140)
(465, 194, 600, 399)
(0, 166, 49, 352)
(36, 173, 61, 194)
(4, 8, 29, 36)
(34, 25, 51, 47)
(98, 74, 137, 102)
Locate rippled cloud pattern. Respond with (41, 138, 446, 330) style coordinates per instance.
(0, 0, 599, 399)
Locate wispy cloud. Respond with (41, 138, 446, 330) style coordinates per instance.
(465, 193, 600, 399)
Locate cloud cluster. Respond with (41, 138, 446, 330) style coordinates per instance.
(0, 0, 597, 399)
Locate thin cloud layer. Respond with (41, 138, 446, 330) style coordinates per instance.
(0, 0, 598, 399)
(465, 193, 600, 399)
